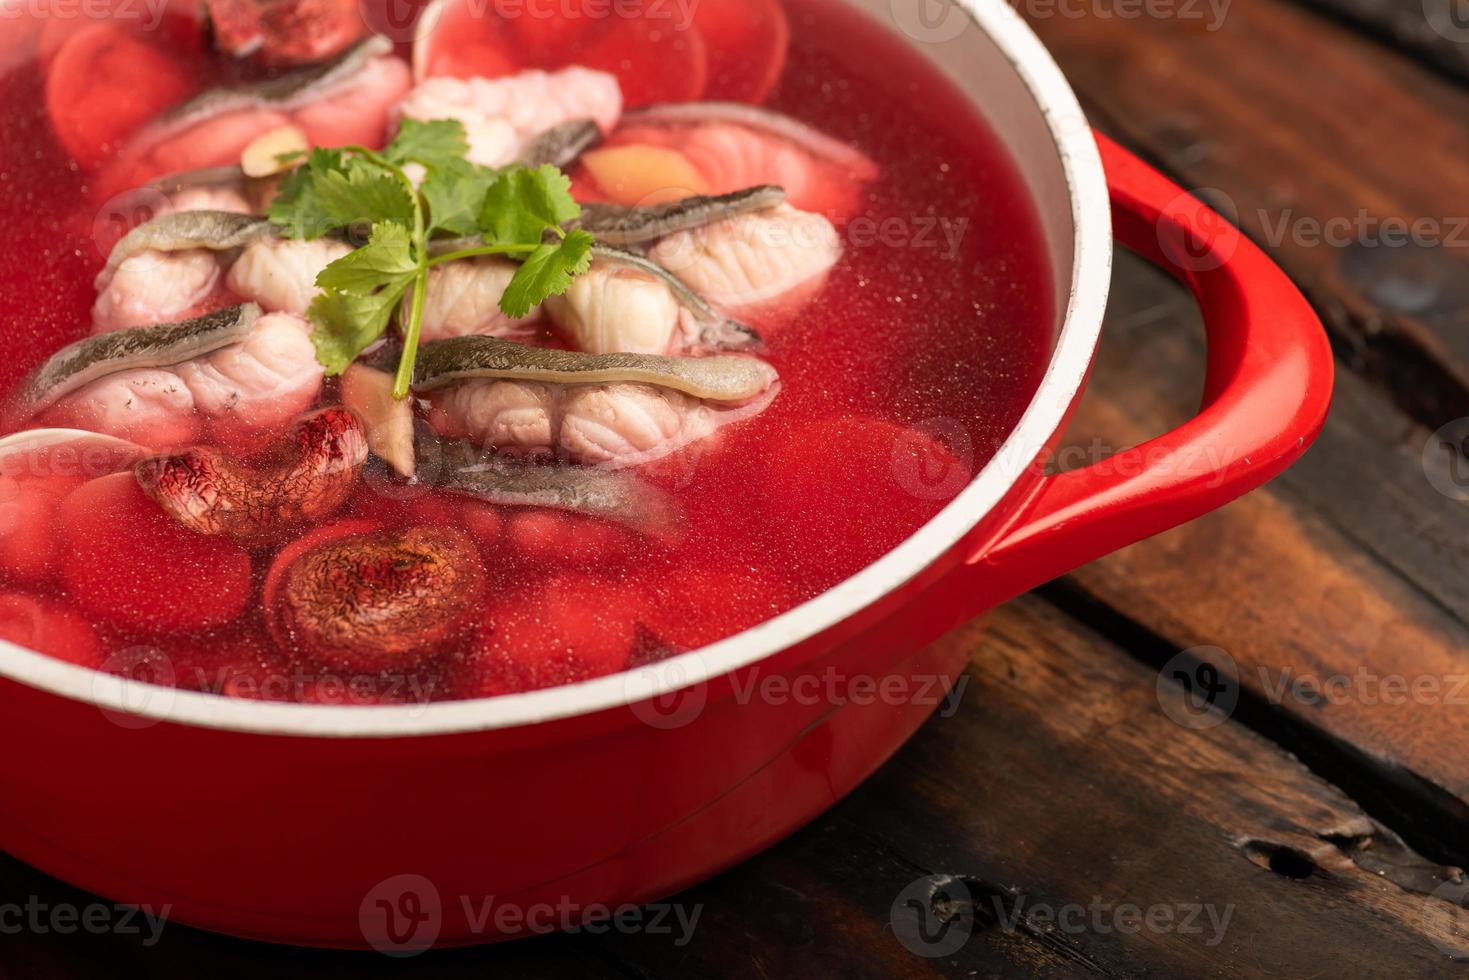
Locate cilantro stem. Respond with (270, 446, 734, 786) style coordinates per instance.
(394, 272, 428, 399)
(341, 145, 432, 401)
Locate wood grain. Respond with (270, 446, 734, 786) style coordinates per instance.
(1301, 0, 1469, 82)
(1024, 0, 1469, 429)
(1053, 247, 1469, 861)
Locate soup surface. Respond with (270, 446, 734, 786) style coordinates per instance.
(0, 0, 1054, 704)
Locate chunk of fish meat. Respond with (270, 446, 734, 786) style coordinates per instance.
(416, 257, 544, 344)
(544, 261, 683, 355)
(41, 369, 202, 450)
(95, 38, 411, 202)
(429, 380, 554, 456)
(544, 247, 758, 355)
(226, 237, 354, 317)
(92, 249, 230, 332)
(648, 203, 841, 320)
(394, 68, 622, 167)
(94, 213, 345, 326)
(173, 313, 325, 443)
(42, 313, 323, 450)
(427, 379, 779, 469)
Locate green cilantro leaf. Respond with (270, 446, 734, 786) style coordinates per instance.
(309, 288, 408, 375)
(316, 223, 417, 295)
(386, 118, 471, 170)
(479, 165, 582, 246)
(268, 150, 414, 240)
(308, 223, 418, 374)
(422, 158, 501, 238)
(310, 161, 417, 235)
(500, 230, 594, 318)
(268, 148, 348, 239)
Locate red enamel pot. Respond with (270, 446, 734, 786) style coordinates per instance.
(0, 0, 1333, 950)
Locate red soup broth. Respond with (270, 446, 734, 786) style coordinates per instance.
(0, 0, 1054, 703)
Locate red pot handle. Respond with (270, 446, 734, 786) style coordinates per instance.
(971, 133, 1334, 597)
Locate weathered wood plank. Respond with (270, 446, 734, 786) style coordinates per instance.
(1023, 0, 1469, 430)
(1299, 0, 1469, 82)
(1055, 247, 1469, 862)
(589, 599, 1466, 977)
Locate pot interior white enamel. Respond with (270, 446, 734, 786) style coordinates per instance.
(0, 0, 1113, 736)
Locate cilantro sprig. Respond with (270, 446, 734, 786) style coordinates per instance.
(268, 119, 595, 398)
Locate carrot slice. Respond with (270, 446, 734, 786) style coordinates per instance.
(44, 23, 197, 169)
(692, 0, 790, 103)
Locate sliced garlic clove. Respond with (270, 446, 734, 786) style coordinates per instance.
(241, 125, 310, 179)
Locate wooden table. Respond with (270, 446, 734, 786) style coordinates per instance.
(9, 2, 1469, 975)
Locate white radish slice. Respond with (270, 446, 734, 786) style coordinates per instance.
(411, 0, 449, 84)
(0, 429, 149, 483)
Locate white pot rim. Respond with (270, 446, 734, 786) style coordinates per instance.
(0, 0, 1113, 738)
